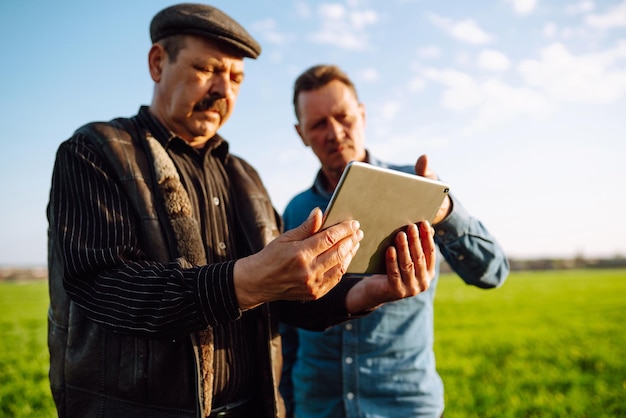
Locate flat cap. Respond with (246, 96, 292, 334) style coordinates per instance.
(150, 3, 261, 59)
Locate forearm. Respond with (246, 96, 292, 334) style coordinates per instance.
(278, 275, 363, 331)
(435, 195, 510, 288)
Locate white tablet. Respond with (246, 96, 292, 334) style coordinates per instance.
(321, 161, 450, 274)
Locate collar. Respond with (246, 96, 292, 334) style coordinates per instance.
(136, 106, 229, 159)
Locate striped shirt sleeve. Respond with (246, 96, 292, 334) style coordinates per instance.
(48, 134, 241, 338)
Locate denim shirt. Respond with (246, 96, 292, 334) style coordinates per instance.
(280, 154, 509, 418)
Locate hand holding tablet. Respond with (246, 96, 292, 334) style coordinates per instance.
(321, 161, 450, 274)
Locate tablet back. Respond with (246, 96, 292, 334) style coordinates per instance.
(321, 161, 450, 274)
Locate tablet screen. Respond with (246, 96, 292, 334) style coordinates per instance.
(321, 161, 450, 274)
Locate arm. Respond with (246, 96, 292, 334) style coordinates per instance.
(434, 197, 509, 288)
(49, 136, 240, 338)
(50, 136, 364, 337)
(279, 221, 438, 330)
(415, 154, 509, 288)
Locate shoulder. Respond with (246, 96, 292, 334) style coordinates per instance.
(74, 118, 135, 146)
(284, 188, 316, 212)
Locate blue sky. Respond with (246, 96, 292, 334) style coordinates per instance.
(1, 0, 625, 266)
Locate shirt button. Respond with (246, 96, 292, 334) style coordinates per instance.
(437, 229, 445, 236)
(345, 357, 353, 364)
(218, 242, 226, 250)
(457, 254, 465, 261)
(346, 392, 355, 400)
(345, 323, 353, 331)
(213, 197, 220, 206)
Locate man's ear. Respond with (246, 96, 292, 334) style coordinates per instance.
(148, 44, 166, 82)
(295, 123, 310, 147)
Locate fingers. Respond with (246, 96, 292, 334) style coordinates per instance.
(291, 216, 363, 294)
(405, 223, 430, 292)
(321, 221, 363, 277)
(385, 222, 436, 298)
(419, 221, 437, 278)
(290, 224, 362, 300)
(310, 219, 362, 261)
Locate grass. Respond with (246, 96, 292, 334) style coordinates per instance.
(434, 269, 626, 418)
(0, 281, 55, 417)
(0, 269, 624, 417)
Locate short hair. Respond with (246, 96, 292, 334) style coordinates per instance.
(293, 65, 359, 121)
(158, 34, 187, 62)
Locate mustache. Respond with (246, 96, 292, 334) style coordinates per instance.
(194, 94, 228, 118)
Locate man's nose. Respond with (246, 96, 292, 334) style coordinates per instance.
(326, 118, 343, 141)
(209, 72, 232, 97)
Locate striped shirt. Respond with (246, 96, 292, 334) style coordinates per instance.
(49, 106, 256, 407)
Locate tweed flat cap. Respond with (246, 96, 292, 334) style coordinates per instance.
(150, 3, 261, 59)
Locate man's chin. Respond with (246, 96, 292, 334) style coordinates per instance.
(329, 153, 355, 167)
(192, 117, 221, 135)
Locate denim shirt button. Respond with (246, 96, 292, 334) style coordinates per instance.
(345, 323, 353, 331)
(346, 392, 355, 400)
(345, 357, 353, 364)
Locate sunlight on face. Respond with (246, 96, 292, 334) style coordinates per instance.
(296, 80, 367, 183)
(152, 36, 245, 147)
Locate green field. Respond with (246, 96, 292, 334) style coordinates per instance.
(434, 269, 626, 418)
(1, 269, 625, 417)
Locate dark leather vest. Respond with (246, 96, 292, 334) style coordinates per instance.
(47, 116, 284, 417)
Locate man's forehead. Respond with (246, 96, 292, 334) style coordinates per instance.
(300, 86, 358, 113)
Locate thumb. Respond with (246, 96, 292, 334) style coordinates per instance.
(414, 154, 428, 177)
(284, 207, 323, 241)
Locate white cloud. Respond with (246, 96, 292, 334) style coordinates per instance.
(252, 19, 291, 44)
(422, 68, 482, 110)
(428, 14, 494, 45)
(358, 68, 379, 83)
(585, 1, 626, 29)
(309, 3, 379, 50)
(350, 10, 378, 29)
(565, 1, 595, 15)
(465, 80, 555, 132)
(378, 100, 402, 122)
(519, 41, 626, 104)
(507, 0, 537, 15)
(409, 76, 426, 91)
(543, 21, 559, 38)
(369, 131, 451, 163)
(320, 3, 345, 19)
(420, 67, 554, 132)
(418, 45, 442, 59)
(295, 0, 312, 19)
(477, 49, 511, 72)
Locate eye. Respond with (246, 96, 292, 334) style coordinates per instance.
(194, 65, 214, 74)
(311, 119, 326, 130)
(231, 74, 244, 85)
